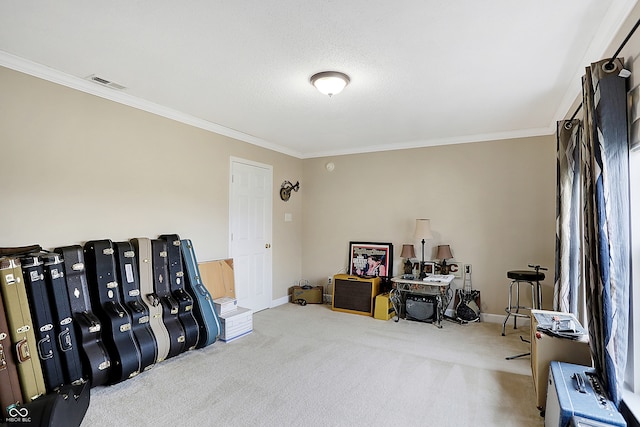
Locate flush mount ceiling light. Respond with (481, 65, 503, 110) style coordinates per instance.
(310, 71, 350, 97)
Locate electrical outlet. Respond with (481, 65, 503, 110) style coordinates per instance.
(327, 276, 332, 285)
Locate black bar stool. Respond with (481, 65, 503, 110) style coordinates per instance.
(501, 265, 546, 336)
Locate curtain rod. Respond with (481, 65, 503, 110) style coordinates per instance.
(569, 103, 582, 121)
(566, 17, 640, 121)
(606, 17, 640, 68)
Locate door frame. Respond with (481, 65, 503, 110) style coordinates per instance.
(228, 156, 273, 310)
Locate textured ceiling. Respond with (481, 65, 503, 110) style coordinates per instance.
(0, 1, 637, 158)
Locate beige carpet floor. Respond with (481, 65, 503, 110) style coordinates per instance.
(81, 303, 543, 426)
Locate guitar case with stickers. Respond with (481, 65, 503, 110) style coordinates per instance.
(20, 254, 65, 392)
(159, 234, 199, 351)
(113, 241, 157, 372)
(151, 239, 185, 358)
(180, 239, 220, 348)
(54, 245, 110, 388)
(131, 237, 170, 364)
(0, 256, 47, 403)
(83, 240, 141, 383)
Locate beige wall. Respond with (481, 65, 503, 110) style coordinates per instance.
(301, 137, 557, 316)
(0, 65, 556, 317)
(0, 66, 303, 303)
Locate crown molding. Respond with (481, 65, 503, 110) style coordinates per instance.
(0, 50, 303, 159)
(301, 126, 555, 159)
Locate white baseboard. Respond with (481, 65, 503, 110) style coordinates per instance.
(273, 298, 531, 327)
(271, 295, 289, 307)
(272, 293, 333, 308)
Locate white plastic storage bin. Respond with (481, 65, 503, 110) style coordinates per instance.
(213, 296, 238, 315)
(219, 306, 253, 342)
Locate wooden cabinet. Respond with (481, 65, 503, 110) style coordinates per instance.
(530, 309, 592, 410)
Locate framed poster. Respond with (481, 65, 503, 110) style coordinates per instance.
(349, 242, 393, 278)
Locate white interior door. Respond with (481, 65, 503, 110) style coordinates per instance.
(229, 158, 273, 312)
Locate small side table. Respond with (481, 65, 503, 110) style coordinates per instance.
(390, 275, 454, 328)
(530, 309, 591, 411)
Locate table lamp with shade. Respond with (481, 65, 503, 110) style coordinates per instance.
(400, 244, 416, 275)
(414, 219, 433, 279)
(436, 244, 454, 274)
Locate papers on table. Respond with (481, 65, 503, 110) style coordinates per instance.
(533, 311, 588, 340)
(422, 274, 455, 284)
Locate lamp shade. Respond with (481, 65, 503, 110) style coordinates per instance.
(400, 244, 416, 259)
(310, 71, 350, 97)
(436, 245, 453, 260)
(414, 219, 433, 241)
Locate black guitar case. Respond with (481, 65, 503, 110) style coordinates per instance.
(130, 237, 170, 363)
(113, 241, 157, 373)
(40, 252, 85, 386)
(54, 245, 110, 388)
(151, 239, 185, 359)
(20, 254, 65, 393)
(7, 380, 90, 427)
(159, 234, 199, 351)
(83, 240, 141, 384)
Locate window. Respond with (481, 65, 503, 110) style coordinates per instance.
(623, 149, 640, 421)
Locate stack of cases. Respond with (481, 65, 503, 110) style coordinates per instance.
(212, 297, 252, 342)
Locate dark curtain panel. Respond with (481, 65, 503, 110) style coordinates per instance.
(554, 119, 582, 314)
(581, 58, 630, 406)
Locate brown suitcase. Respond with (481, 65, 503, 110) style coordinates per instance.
(291, 285, 324, 305)
(0, 286, 22, 419)
(0, 257, 46, 402)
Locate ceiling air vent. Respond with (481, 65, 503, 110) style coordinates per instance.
(86, 74, 126, 90)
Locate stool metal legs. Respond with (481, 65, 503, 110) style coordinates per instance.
(502, 266, 546, 360)
(501, 279, 541, 336)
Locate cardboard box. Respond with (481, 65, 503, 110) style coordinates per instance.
(198, 259, 236, 299)
(219, 307, 253, 342)
(374, 292, 396, 320)
(291, 286, 323, 304)
(213, 296, 238, 315)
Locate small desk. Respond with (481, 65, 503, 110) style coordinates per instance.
(390, 275, 454, 328)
